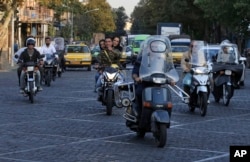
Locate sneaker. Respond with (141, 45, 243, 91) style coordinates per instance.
(184, 98, 189, 104)
(19, 89, 24, 94)
(37, 87, 43, 91)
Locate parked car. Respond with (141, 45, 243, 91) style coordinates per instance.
(125, 45, 132, 59)
(64, 43, 92, 71)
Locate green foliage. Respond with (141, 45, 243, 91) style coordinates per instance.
(112, 7, 128, 36)
(131, 0, 250, 43)
(86, 0, 116, 33)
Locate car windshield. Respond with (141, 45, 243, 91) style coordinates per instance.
(133, 40, 144, 48)
(171, 46, 189, 52)
(66, 46, 90, 53)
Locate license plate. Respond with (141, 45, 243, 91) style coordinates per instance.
(27, 66, 34, 71)
(225, 70, 232, 75)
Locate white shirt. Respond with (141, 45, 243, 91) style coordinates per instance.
(40, 44, 58, 60)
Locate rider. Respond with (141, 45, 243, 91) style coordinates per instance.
(19, 38, 43, 93)
(216, 41, 236, 63)
(132, 41, 175, 124)
(40, 36, 58, 77)
(15, 36, 37, 86)
(180, 41, 194, 103)
(181, 40, 211, 103)
(94, 39, 105, 92)
(96, 36, 122, 100)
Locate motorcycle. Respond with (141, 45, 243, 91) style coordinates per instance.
(212, 42, 243, 106)
(119, 35, 182, 147)
(42, 54, 57, 87)
(98, 64, 125, 115)
(54, 37, 65, 76)
(21, 61, 42, 103)
(212, 62, 243, 106)
(183, 41, 211, 116)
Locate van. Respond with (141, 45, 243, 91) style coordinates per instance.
(131, 34, 150, 59)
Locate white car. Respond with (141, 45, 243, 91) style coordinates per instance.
(125, 45, 132, 58)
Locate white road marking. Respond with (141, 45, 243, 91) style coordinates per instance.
(193, 153, 229, 162)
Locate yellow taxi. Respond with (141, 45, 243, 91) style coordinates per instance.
(64, 43, 92, 71)
(120, 49, 127, 68)
(169, 35, 191, 66)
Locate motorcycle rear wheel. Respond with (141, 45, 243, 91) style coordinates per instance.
(106, 89, 113, 115)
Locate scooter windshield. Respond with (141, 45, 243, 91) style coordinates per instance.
(139, 36, 179, 82)
(54, 37, 65, 51)
(190, 41, 207, 67)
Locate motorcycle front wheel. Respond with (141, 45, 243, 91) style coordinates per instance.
(106, 89, 113, 115)
(154, 124, 167, 148)
(199, 92, 208, 116)
(28, 81, 34, 103)
(223, 84, 233, 106)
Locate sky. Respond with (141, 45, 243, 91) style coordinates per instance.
(106, 0, 140, 17)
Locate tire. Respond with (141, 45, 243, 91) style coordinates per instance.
(28, 81, 34, 103)
(87, 65, 91, 71)
(155, 124, 167, 148)
(223, 84, 232, 106)
(47, 70, 51, 87)
(106, 89, 113, 115)
(199, 92, 208, 117)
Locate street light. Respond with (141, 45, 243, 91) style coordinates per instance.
(70, 8, 99, 42)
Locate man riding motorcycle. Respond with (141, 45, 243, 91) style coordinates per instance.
(181, 40, 211, 104)
(96, 36, 122, 100)
(14, 36, 40, 86)
(18, 38, 43, 93)
(40, 36, 58, 78)
(132, 40, 175, 126)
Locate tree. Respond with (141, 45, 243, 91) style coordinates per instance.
(112, 7, 128, 36)
(86, 0, 116, 33)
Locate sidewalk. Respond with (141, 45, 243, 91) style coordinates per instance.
(0, 50, 17, 72)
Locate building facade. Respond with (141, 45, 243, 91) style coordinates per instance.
(17, 0, 54, 47)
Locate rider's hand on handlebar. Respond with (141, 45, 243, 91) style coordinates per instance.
(184, 68, 190, 73)
(169, 81, 176, 86)
(134, 77, 142, 83)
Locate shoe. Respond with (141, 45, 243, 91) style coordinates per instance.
(184, 98, 189, 104)
(37, 87, 43, 91)
(19, 89, 24, 94)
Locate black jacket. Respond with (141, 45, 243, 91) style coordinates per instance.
(19, 48, 41, 65)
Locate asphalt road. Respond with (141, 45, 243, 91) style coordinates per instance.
(0, 66, 250, 162)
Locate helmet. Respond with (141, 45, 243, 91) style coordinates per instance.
(26, 38, 36, 46)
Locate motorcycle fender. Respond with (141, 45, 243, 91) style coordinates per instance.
(151, 110, 170, 132)
(196, 86, 207, 93)
(103, 88, 114, 98)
